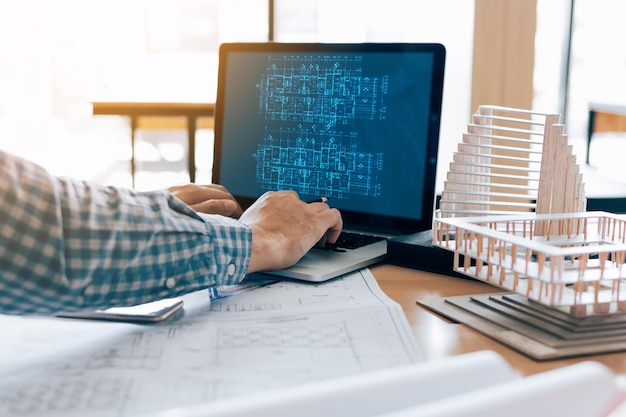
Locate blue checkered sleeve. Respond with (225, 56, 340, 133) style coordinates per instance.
(0, 151, 252, 315)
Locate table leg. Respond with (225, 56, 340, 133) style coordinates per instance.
(187, 116, 197, 183)
(586, 109, 596, 165)
(130, 115, 138, 188)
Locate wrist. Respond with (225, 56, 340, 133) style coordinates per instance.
(248, 226, 293, 273)
(247, 227, 270, 273)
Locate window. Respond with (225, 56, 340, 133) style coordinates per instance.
(0, 0, 267, 188)
(534, 0, 626, 184)
(0, 0, 473, 192)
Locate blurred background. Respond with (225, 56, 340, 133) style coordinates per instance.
(0, 0, 624, 203)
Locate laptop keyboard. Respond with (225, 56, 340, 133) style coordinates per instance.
(316, 231, 386, 252)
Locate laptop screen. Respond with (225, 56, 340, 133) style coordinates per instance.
(214, 42, 445, 234)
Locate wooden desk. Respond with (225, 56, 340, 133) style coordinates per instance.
(371, 263, 626, 377)
(91, 100, 215, 186)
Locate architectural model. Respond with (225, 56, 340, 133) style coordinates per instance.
(433, 105, 626, 316)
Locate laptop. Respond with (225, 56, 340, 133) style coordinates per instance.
(213, 42, 446, 282)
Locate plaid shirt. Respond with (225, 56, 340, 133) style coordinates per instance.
(0, 151, 251, 315)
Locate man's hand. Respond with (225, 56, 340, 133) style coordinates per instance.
(240, 191, 342, 273)
(168, 184, 243, 218)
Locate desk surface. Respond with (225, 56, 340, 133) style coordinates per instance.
(371, 263, 626, 377)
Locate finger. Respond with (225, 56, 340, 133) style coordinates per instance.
(316, 208, 343, 244)
(190, 199, 241, 217)
(169, 184, 234, 204)
(307, 201, 330, 210)
(306, 197, 328, 204)
(183, 189, 233, 206)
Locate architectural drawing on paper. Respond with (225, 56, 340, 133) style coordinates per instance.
(0, 377, 131, 416)
(433, 105, 626, 316)
(218, 324, 348, 348)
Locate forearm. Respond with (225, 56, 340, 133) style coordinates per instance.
(0, 152, 252, 314)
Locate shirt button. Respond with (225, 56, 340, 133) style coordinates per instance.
(165, 277, 177, 289)
(227, 263, 236, 276)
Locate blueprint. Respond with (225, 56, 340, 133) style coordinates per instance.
(0, 269, 421, 417)
(253, 54, 389, 200)
(257, 55, 388, 127)
(253, 127, 383, 198)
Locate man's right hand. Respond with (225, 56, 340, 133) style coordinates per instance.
(240, 190, 342, 273)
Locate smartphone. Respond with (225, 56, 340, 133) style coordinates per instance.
(56, 298, 184, 323)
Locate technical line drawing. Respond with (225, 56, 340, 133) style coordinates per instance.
(0, 377, 130, 416)
(218, 324, 348, 349)
(0, 270, 420, 417)
(87, 346, 162, 370)
(257, 55, 388, 128)
(253, 127, 383, 199)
